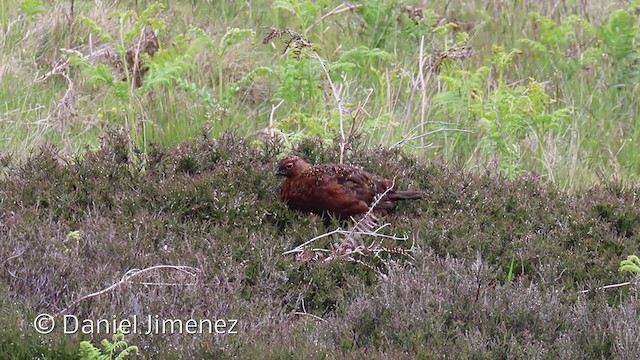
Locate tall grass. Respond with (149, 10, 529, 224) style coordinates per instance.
(1, 0, 639, 189)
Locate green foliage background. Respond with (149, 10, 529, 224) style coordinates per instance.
(1, 0, 640, 188)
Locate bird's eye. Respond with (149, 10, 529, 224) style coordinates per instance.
(285, 163, 294, 169)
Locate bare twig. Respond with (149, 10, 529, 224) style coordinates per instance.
(347, 89, 373, 140)
(251, 99, 287, 142)
(283, 228, 344, 255)
(132, 281, 197, 286)
(129, 28, 144, 95)
(283, 223, 408, 256)
(312, 51, 346, 164)
(306, 3, 362, 33)
(1, 249, 26, 266)
(54, 265, 200, 317)
(579, 281, 634, 294)
(269, 99, 285, 129)
(293, 311, 327, 322)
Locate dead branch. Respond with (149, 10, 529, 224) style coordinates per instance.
(579, 281, 635, 294)
(283, 228, 344, 255)
(313, 51, 347, 164)
(53, 265, 200, 317)
(305, 3, 363, 34)
(35, 28, 158, 88)
(293, 311, 327, 322)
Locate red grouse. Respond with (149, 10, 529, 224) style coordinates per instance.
(276, 156, 421, 219)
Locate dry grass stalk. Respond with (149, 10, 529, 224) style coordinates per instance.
(313, 50, 349, 164)
(305, 2, 363, 33)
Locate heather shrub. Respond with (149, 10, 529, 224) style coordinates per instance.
(1, 130, 639, 358)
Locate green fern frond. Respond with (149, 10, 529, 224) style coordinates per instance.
(140, 1, 166, 19)
(273, 0, 297, 15)
(80, 332, 138, 360)
(225, 66, 273, 100)
(20, 0, 43, 21)
(79, 341, 109, 360)
(139, 54, 194, 91)
(518, 38, 546, 56)
(126, 2, 166, 40)
(219, 28, 255, 56)
(599, 9, 637, 61)
(620, 255, 640, 274)
(82, 64, 115, 86)
(80, 16, 117, 47)
(338, 46, 394, 64)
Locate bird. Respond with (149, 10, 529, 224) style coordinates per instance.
(275, 155, 422, 220)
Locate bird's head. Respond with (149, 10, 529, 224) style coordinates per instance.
(275, 156, 311, 178)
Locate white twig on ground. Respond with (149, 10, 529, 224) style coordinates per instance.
(55, 72, 76, 120)
(54, 265, 200, 317)
(282, 224, 408, 256)
(579, 281, 634, 294)
(293, 311, 327, 322)
(283, 228, 344, 255)
(129, 26, 149, 96)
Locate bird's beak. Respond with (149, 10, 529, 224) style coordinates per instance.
(275, 168, 286, 176)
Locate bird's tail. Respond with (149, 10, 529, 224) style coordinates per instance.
(388, 191, 422, 200)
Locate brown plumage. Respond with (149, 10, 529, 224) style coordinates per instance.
(275, 156, 422, 219)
